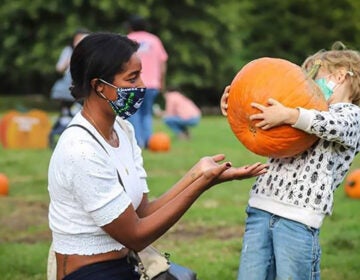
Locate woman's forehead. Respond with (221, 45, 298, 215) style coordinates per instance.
(123, 53, 142, 72)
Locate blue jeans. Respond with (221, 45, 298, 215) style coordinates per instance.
(237, 206, 321, 280)
(163, 116, 200, 135)
(128, 88, 159, 148)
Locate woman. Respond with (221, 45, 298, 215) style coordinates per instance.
(48, 32, 268, 280)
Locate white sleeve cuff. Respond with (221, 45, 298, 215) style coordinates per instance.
(291, 107, 314, 132)
(91, 192, 132, 226)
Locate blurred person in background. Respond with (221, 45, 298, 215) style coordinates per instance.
(126, 15, 168, 149)
(49, 28, 90, 149)
(156, 86, 201, 140)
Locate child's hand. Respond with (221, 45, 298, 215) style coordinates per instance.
(220, 85, 231, 116)
(249, 98, 299, 129)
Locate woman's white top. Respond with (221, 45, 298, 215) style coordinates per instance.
(48, 112, 149, 255)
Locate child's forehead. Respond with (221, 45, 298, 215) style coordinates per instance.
(318, 66, 329, 74)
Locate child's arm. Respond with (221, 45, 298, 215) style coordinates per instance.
(249, 98, 299, 129)
(250, 99, 360, 148)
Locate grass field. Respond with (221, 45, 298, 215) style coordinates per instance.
(0, 113, 360, 279)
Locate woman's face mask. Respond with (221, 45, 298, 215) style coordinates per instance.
(98, 79, 146, 119)
(315, 77, 337, 100)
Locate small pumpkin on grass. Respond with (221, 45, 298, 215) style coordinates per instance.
(227, 57, 328, 158)
(0, 173, 9, 196)
(148, 132, 171, 152)
(344, 169, 360, 199)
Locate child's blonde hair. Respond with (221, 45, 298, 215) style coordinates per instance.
(302, 41, 360, 106)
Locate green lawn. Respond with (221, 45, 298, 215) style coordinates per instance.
(0, 114, 360, 279)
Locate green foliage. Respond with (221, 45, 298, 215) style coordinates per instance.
(241, 0, 360, 65)
(1, 0, 360, 105)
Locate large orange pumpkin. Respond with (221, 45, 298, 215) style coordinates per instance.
(344, 169, 360, 199)
(227, 57, 328, 158)
(0, 173, 9, 196)
(148, 132, 171, 152)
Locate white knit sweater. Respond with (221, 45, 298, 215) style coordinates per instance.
(249, 103, 360, 228)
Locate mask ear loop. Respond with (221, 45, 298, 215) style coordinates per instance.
(94, 78, 110, 101)
(96, 90, 109, 100)
(306, 59, 322, 79)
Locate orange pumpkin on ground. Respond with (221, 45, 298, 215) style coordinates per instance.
(148, 132, 171, 152)
(344, 169, 360, 199)
(0, 110, 18, 148)
(227, 57, 328, 158)
(2, 109, 51, 149)
(0, 173, 9, 196)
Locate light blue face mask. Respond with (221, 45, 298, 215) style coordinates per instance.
(315, 78, 336, 100)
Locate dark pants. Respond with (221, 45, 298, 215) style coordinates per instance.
(63, 257, 140, 280)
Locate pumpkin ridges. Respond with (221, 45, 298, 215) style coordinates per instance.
(227, 57, 328, 158)
(232, 58, 325, 111)
(279, 78, 326, 111)
(237, 126, 317, 158)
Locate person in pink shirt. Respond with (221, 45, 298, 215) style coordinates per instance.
(162, 87, 202, 139)
(126, 15, 168, 148)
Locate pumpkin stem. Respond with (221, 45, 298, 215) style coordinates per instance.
(306, 59, 322, 79)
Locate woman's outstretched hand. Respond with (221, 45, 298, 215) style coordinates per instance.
(192, 154, 268, 190)
(217, 162, 269, 182)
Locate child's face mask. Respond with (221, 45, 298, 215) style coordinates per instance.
(315, 78, 337, 100)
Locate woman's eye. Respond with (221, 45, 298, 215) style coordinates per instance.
(128, 76, 138, 83)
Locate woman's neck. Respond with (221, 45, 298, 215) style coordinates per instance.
(81, 105, 118, 147)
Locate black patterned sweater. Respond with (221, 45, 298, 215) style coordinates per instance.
(248, 103, 360, 228)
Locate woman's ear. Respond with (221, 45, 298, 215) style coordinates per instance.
(90, 78, 104, 93)
(90, 78, 110, 100)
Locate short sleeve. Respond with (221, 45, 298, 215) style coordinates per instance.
(61, 131, 132, 226)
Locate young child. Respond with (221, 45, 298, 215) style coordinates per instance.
(220, 42, 360, 280)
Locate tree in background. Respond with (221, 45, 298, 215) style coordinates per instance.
(240, 0, 360, 65)
(1, 0, 360, 108)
